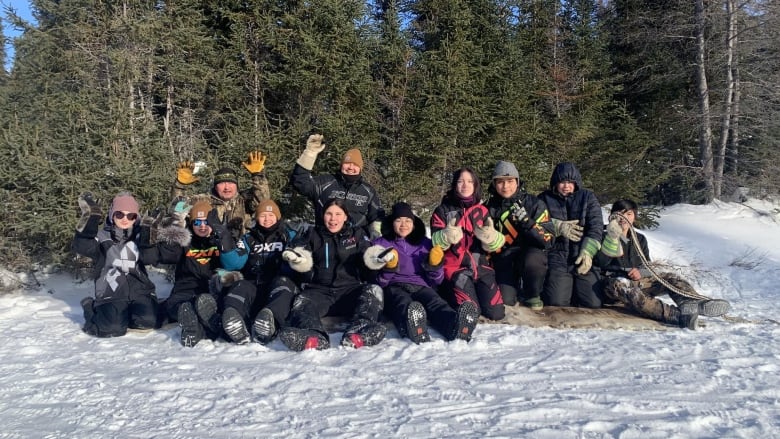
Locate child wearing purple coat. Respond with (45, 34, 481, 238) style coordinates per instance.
(364, 202, 479, 343)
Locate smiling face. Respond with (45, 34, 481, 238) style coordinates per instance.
(324, 204, 348, 233)
(494, 177, 518, 199)
(112, 211, 137, 230)
(556, 180, 576, 197)
(614, 209, 636, 234)
(456, 172, 476, 198)
(393, 217, 414, 239)
(191, 218, 212, 238)
(215, 181, 238, 201)
(256, 211, 278, 229)
(340, 162, 361, 176)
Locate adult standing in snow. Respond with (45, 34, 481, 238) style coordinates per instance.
(218, 199, 303, 345)
(277, 199, 386, 351)
(172, 150, 271, 238)
(75, 192, 188, 337)
(595, 199, 731, 329)
(485, 161, 554, 311)
(430, 168, 506, 321)
(164, 200, 245, 347)
(290, 134, 384, 237)
(538, 162, 603, 308)
(368, 202, 479, 344)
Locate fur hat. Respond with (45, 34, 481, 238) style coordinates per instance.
(255, 199, 282, 220)
(213, 167, 238, 185)
(191, 200, 212, 220)
(111, 193, 139, 215)
(492, 161, 520, 180)
(341, 148, 364, 169)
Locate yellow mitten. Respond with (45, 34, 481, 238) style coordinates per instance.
(176, 161, 199, 185)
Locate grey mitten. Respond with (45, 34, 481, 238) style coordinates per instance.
(76, 192, 103, 236)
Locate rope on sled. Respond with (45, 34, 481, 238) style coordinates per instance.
(612, 212, 780, 326)
(612, 212, 710, 300)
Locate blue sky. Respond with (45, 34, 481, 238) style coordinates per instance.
(3, 0, 34, 71)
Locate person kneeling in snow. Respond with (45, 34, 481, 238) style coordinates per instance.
(594, 199, 731, 329)
(277, 199, 386, 351)
(74, 192, 187, 338)
(368, 202, 478, 344)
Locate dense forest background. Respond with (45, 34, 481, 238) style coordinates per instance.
(0, 0, 778, 270)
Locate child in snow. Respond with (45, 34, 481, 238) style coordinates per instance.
(594, 199, 731, 329)
(277, 199, 386, 351)
(165, 200, 245, 347)
(217, 199, 304, 345)
(366, 202, 479, 343)
(484, 161, 554, 311)
(430, 168, 506, 321)
(74, 192, 187, 337)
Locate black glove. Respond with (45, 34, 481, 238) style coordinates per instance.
(76, 192, 103, 236)
(207, 209, 235, 252)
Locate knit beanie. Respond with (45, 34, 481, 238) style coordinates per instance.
(111, 193, 139, 215)
(255, 199, 282, 221)
(390, 202, 415, 221)
(213, 167, 238, 185)
(492, 160, 520, 180)
(191, 200, 212, 220)
(341, 148, 364, 169)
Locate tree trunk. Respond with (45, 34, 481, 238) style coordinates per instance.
(695, 0, 715, 203)
(714, 0, 737, 199)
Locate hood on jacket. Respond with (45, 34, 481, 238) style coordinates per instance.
(549, 162, 583, 192)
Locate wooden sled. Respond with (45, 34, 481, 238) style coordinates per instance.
(482, 304, 672, 331)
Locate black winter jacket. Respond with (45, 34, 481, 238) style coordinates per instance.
(538, 162, 603, 269)
(294, 223, 372, 291)
(485, 188, 554, 256)
(290, 164, 383, 229)
(594, 229, 652, 278)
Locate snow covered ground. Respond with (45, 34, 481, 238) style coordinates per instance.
(1, 200, 779, 438)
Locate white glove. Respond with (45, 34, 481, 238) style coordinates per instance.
(296, 134, 326, 170)
(363, 245, 397, 270)
(282, 247, 314, 273)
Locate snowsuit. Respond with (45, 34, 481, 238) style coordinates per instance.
(431, 196, 505, 320)
(172, 173, 270, 238)
(290, 164, 383, 231)
(594, 229, 701, 324)
(221, 220, 302, 328)
(374, 215, 462, 340)
(538, 163, 603, 308)
(74, 219, 181, 338)
(285, 224, 384, 343)
(164, 232, 222, 323)
(485, 187, 554, 306)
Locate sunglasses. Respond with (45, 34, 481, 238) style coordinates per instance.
(192, 219, 208, 227)
(113, 211, 138, 221)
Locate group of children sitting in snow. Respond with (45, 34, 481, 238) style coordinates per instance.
(74, 135, 731, 351)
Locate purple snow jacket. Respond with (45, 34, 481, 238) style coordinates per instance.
(373, 214, 443, 289)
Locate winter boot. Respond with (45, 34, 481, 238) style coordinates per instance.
(668, 307, 699, 330)
(405, 301, 430, 344)
(195, 293, 221, 336)
(222, 307, 251, 344)
(679, 299, 731, 317)
(341, 319, 387, 349)
(524, 296, 544, 311)
(279, 327, 330, 351)
(450, 301, 479, 342)
(252, 308, 277, 345)
(178, 302, 204, 347)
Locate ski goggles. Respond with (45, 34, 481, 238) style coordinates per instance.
(113, 211, 138, 221)
(192, 218, 208, 227)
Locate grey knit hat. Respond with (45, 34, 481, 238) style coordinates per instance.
(492, 161, 520, 180)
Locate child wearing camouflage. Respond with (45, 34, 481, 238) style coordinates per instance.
(595, 199, 731, 329)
